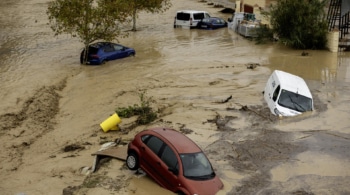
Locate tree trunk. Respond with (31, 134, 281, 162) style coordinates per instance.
(132, 9, 137, 31)
(81, 44, 89, 65)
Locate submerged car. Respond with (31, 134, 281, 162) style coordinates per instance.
(197, 17, 228, 29)
(80, 42, 135, 65)
(126, 127, 224, 195)
(263, 70, 314, 116)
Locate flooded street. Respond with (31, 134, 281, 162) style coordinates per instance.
(1, 0, 350, 194)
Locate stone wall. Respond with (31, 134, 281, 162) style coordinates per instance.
(327, 30, 340, 52)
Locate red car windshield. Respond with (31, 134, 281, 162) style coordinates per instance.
(180, 152, 215, 180)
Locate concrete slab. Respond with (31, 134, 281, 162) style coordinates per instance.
(91, 145, 127, 161)
(91, 146, 128, 172)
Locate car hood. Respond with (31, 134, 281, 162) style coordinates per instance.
(183, 176, 224, 195)
(125, 47, 135, 52)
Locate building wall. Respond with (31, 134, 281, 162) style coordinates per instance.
(341, 0, 350, 16)
(236, 0, 266, 24)
(243, 0, 266, 9)
(237, 0, 278, 24)
(241, 0, 278, 10)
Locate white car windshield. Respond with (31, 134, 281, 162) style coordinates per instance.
(180, 152, 215, 180)
(278, 89, 313, 112)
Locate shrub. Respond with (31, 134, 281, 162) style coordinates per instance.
(115, 90, 157, 125)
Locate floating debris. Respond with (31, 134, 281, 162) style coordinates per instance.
(246, 63, 260, 69)
(63, 144, 84, 152)
(301, 51, 309, 56)
(222, 95, 232, 103)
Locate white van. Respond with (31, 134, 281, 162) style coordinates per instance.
(263, 70, 314, 116)
(174, 10, 210, 29)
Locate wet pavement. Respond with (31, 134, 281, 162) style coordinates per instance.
(0, 0, 350, 194)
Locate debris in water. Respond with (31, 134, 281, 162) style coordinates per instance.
(222, 95, 232, 103)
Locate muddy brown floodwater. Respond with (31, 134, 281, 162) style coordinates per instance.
(1, 0, 350, 195)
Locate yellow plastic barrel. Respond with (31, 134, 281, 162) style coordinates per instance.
(100, 113, 121, 133)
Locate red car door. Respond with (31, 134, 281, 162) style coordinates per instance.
(158, 145, 180, 192)
(142, 136, 179, 192)
(141, 136, 168, 187)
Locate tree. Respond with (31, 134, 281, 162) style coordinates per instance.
(269, 0, 328, 49)
(47, 0, 131, 64)
(119, 0, 172, 31)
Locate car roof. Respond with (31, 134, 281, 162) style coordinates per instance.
(176, 10, 208, 13)
(208, 17, 225, 21)
(274, 70, 312, 98)
(90, 42, 115, 48)
(146, 127, 202, 154)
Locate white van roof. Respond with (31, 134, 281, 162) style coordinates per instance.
(176, 10, 208, 13)
(274, 70, 312, 98)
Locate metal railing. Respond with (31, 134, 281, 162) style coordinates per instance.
(327, 0, 341, 32)
(340, 11, 350, 39)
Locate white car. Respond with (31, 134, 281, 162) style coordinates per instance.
(174, 10, 210, 29)
(263, 70, 314, 116)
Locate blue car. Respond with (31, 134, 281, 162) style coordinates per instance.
(80, 42, 135, 65)
(197, 17, 227, 29)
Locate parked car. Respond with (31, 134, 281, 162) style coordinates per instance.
(174, 10, 210, 29)
(263, 70, 314, 116)
(126, 127, 224, 195)
(197, 17, 228, 29)
(80, 42, 135, 65)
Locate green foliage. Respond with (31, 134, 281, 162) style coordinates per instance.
(118, 0, 172, 31)
(255, 24, 275, 44)
(269, 0, 328, 49)
(115, 90, 157, 125)
(46, 0, 132, 63)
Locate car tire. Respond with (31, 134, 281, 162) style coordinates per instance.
(126, 152, 139, 170)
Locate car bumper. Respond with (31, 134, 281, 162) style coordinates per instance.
(87, 60, 102, 65)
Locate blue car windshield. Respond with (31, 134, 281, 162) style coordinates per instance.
(180, 152, 215, 180)
(212, 18, 224, 24)
(278, 89, 313, 112)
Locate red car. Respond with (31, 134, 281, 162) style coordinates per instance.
(126, 127, 224, 195)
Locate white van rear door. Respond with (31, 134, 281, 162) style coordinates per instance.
(175, 12, 191, 28)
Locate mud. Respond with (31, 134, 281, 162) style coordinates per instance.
(0, 0, 350, 195)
